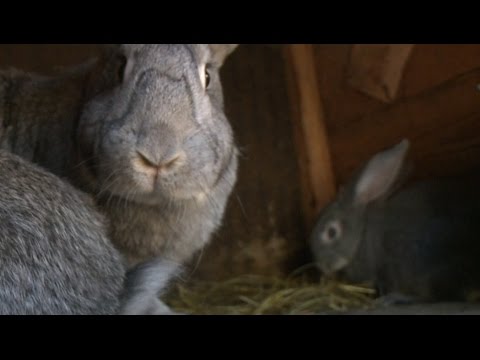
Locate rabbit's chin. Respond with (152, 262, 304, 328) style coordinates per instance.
(132, 188, 210, 205)
(316, 256, 350, 276)
(101, 179, 212, 206)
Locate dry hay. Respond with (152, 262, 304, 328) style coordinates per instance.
(165, 266, 377, 315)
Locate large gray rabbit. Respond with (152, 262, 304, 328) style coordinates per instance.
(0, 44, 239, 270)
(0, 150, 179, 315)
(309, 139, 480, 303)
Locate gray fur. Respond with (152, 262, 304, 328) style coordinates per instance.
(120, 258, 182, 315)
(0, 44, 239, 270)
(0, 150, 119, 314)
(0, 150, 180, 314)
(309, 139, 480, 302)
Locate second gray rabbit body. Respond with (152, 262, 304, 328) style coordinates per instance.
(310, 140, 480, 302)
(0, 150, 178, 315)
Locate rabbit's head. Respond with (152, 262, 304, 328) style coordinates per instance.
(77, 44, 238, 204)
(309, 139, 410, 275)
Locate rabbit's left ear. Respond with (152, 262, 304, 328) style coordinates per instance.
(209, 44, 239, 66)
(353, 139, 410, 207)
(83, 45, 125, 98)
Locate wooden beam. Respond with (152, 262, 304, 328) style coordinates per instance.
(347, 44, 414, 103)
(283, 44, 336, 228)
(331, 66, 480, 184)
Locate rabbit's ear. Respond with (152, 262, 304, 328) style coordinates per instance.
(83, 45, 127, 98)
(208, 44, 239, 66)
(353, 139, 410, 207)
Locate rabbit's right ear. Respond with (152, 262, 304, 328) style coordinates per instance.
(83, 45, 125, 99)
(209, 44, 239, 66)
(353, 139, 410, 207)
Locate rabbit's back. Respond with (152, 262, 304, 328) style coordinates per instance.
(0, 150, 125, 314)
(371, 174, 480, 300)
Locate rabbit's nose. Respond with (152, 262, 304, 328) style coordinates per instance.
(135, 150, 184, 175)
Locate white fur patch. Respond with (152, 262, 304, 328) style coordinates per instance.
(198, 63, 207, 89)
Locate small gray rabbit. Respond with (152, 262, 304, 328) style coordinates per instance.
(0, 149, 179, 315)
(309, 139, 480, 303)
(0, 44, 239, 270)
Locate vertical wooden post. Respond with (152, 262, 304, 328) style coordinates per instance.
(284, 44, 336, 229)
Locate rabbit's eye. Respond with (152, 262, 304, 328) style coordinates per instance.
(199, 63, 212, 90)
(321, 220, 342, 245)
(205, 68, 211, 89)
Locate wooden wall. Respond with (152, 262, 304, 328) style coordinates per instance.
(313, 44, 480, 187)
(0, 44, 101, 74)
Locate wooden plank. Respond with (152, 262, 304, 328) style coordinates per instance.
(312, 45, 480, 136)
(347, 44, 414, 103)
(0, 44, 100, 74)
(403, 44, 480, 97)
(330, 66, 480, 185)
(284, 44, 336, 227)
(312, 45, 386, 136)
